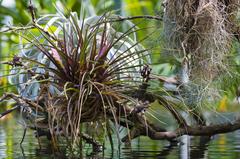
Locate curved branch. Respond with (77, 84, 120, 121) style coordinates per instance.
(178, 118, 240, 136)
(122, 118, 240, 142)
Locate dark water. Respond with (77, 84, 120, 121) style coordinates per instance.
(1, 115, 240, 159)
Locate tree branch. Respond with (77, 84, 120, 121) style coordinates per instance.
(0, 93, 44, 111)
(178, 118, 240, 136)
(122, 117, 240, 142)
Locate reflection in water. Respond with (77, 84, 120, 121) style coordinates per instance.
(218, 134, 227, 153)
(156, 142, 178, 158)
(190, 136, 211, 159)
(0, 128, 6, 159)
(180, 135, 190, 159)
(1, 116, 240, 158)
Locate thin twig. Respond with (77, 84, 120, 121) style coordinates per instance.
(20, 127, 27, 145)
(0, 26, 35, 33)
(0, 105, 20, 118)
(28, 0, 36, 23)
(108, 15, 163, 22)
(92, 15, 163, 28)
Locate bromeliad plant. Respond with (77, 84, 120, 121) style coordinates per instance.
(2, 10, 155, 148)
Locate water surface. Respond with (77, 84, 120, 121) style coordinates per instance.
(1, 114, 240, 159)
